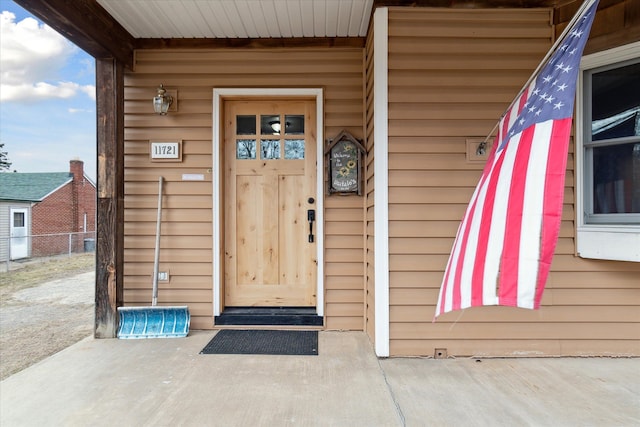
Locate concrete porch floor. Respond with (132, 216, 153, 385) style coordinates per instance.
(1, 331, 638, 426)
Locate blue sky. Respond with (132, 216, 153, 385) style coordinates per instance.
(0, 0, 96, 181)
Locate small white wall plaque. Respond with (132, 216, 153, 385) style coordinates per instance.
(182, 174, 204, 181)
(150, 141, 182, 162)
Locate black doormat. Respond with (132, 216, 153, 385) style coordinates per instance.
(200, 330, 318, 356)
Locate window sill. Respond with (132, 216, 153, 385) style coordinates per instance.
(577, 226, 640, 262)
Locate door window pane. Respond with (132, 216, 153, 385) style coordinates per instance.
(261, 115, 281, 135)
(236, 115, 256, 135)
(285, 139, 305, 159)
(13, 212, 25, 227)
(284, 115, 304, 135)
(236, 139, 256, 159)
(260, 140, 281, 159)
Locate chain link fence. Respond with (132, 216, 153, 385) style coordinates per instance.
(1, 231, 96, 272)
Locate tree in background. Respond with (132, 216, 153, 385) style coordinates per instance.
(0, 143, 11, 171)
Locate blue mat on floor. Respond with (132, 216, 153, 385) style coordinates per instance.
(200, 330, 318, 355)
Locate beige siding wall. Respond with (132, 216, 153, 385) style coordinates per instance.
(123, 48, 365, 330)
(386, 7, 640, 356)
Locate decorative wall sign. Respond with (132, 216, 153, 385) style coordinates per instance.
(325, 130, 365, 195)
(150, 141, 182, 162)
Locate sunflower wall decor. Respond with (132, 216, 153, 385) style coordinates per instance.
(325, 130, 365, 195)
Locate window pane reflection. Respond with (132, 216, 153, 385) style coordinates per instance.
(261, 140, 280, 159)
(236, 115, 256, 135)
(591, 62, 640, 141)
(261, 115, 281, 135)
(236, 139, 256, 159)
(285, 115, 304, 135)
(285, 140, 305, 159)
(593, 142, 640, 214)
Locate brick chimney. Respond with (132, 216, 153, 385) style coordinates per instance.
(70, 159, 84, 183)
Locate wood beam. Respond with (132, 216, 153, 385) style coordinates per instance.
(95, 58, 125, 338)
(136, 37, 366, 50)
(13, 0, 135, 69)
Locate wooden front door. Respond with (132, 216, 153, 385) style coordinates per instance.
(224, 99, 317, 307)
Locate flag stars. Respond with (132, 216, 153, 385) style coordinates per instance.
(543, 75, 553, 83)
(562, 64, 573, 73)
(554, 101, 565, 110)
(556, 83, 568, 91)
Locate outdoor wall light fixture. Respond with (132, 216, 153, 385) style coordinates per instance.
(269, 120, 281, 133)
(476, 140, 488, 156)
(153, 84, 173, 115)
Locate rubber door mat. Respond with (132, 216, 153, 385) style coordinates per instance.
(200, 330, 318, 355)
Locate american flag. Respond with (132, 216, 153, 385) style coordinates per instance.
(435, 0, 599, 319)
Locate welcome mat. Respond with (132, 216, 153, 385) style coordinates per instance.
(200, 330, 318, 355)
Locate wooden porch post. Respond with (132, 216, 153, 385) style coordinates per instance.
(95, 58, 125, 338)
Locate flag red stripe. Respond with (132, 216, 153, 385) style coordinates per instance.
(499, 127, 535, 306)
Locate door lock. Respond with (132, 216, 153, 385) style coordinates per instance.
(307, 209, 315, 243)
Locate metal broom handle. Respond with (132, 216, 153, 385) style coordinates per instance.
(152, 176, 163, 306)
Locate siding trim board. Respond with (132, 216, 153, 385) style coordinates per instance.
(373, 7, 390, 357)
(212, 88, 325, 318)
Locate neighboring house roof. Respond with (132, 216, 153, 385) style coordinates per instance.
(0, 172, 72, 202)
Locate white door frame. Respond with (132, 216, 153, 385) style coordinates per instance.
(212, 88, 325, 317)
(10, 207, 29, 260)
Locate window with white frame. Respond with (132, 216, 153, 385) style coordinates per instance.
(576, 42, 640, 262)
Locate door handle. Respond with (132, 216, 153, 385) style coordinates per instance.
(307, 209, 315, 243)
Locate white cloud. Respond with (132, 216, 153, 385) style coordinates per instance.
(0, 11, 93, 102)
(79, 84, 96, 101)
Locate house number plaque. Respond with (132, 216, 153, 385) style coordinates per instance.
(150, 141, 182, 162)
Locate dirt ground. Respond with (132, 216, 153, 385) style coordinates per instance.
(0, 254, 95, 380)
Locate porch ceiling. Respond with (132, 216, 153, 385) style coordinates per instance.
(96, 0, 375, 39)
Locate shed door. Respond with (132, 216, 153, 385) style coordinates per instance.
(224, 100, 317, 307)
(10, 208, 29, 260)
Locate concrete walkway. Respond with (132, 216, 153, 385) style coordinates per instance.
(1, 331, 638, 426)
